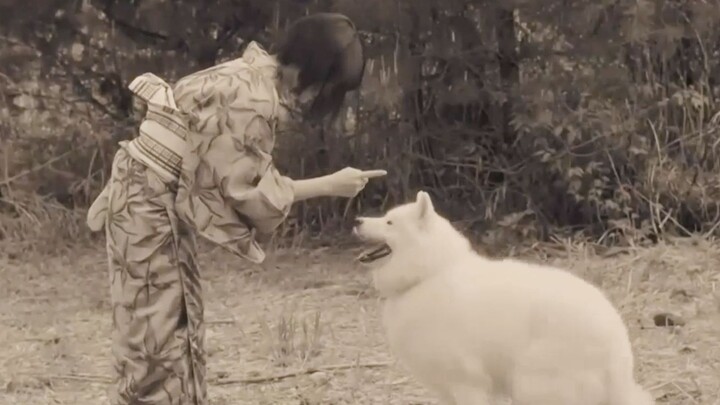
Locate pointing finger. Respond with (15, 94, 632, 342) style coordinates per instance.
(361, 169, 388, 179)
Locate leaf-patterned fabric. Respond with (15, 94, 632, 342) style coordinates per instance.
(87, 42, 295, 405)
(172, 42, 295, 264)
(105, 145, 206, 404)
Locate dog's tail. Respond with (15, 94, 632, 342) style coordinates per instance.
(605, 378, 654, 405)
(607, 356, 654, 405)
(608, 371, 654, 405)
(623, 384, 654, 405)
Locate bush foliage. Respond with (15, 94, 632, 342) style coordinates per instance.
(2, 0, 720, 247)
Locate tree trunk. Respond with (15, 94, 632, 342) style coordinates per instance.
(495, 6, 519, 146)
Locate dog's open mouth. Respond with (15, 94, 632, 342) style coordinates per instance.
(357, 243, 392, 264)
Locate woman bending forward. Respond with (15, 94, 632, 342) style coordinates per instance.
(87, 13, 383, 405)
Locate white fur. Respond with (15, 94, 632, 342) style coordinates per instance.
(354, 191, 654, 405)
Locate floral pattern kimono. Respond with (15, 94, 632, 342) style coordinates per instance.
(87, 42, 295, 405)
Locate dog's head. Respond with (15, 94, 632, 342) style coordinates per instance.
(353, 191, 439, 264)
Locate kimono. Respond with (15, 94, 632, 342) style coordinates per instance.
(86, 42, 295, 405)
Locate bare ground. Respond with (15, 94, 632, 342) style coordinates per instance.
(0, 237, 719, 405)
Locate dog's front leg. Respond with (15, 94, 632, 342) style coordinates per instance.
(372, 266, 419, 297)
(450, 385, 493, 405)
(432, 388, 457, 405)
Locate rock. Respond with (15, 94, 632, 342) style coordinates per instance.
(12, 94, 38, 109)
(70, 42, 85, 62)
(309, 371, 329, 385)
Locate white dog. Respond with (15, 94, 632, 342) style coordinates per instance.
(353, 191, 653, 405)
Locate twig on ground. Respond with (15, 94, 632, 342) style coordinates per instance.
(31, 361, 392, 387)
(45, 373, 113, 384)
(206, 319, 237, 325)
(212, 361, 392, 386)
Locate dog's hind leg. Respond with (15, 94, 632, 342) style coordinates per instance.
(510, 368, 605, 405)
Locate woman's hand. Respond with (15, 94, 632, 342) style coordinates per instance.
(326, 167, 387, 198)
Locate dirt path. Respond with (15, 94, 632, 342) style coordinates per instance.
(0, 239, 718, 404)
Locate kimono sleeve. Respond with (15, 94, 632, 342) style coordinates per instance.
(86, 183, 109, 232)
(203, 111, 295, 235)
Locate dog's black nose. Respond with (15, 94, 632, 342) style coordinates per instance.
(353, 218, 363, 227)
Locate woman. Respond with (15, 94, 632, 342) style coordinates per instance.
(87, 12, 384, 405)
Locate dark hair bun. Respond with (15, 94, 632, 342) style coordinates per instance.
(276, 12, 366, 120)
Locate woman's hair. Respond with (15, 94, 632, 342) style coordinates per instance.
(274, 12, 366, 121)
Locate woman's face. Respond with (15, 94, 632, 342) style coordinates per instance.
(276, 64, 322, 118)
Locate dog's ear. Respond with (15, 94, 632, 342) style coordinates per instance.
(416, 191, 434, 218)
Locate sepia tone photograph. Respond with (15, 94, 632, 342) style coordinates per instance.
(0, 0, 719, 404)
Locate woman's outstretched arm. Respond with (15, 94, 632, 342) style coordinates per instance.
(290, 175, 332, 202)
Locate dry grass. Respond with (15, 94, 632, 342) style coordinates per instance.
(0, 236, 719, 405)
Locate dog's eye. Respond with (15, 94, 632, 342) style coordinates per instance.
(386, 220, 393, 225)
